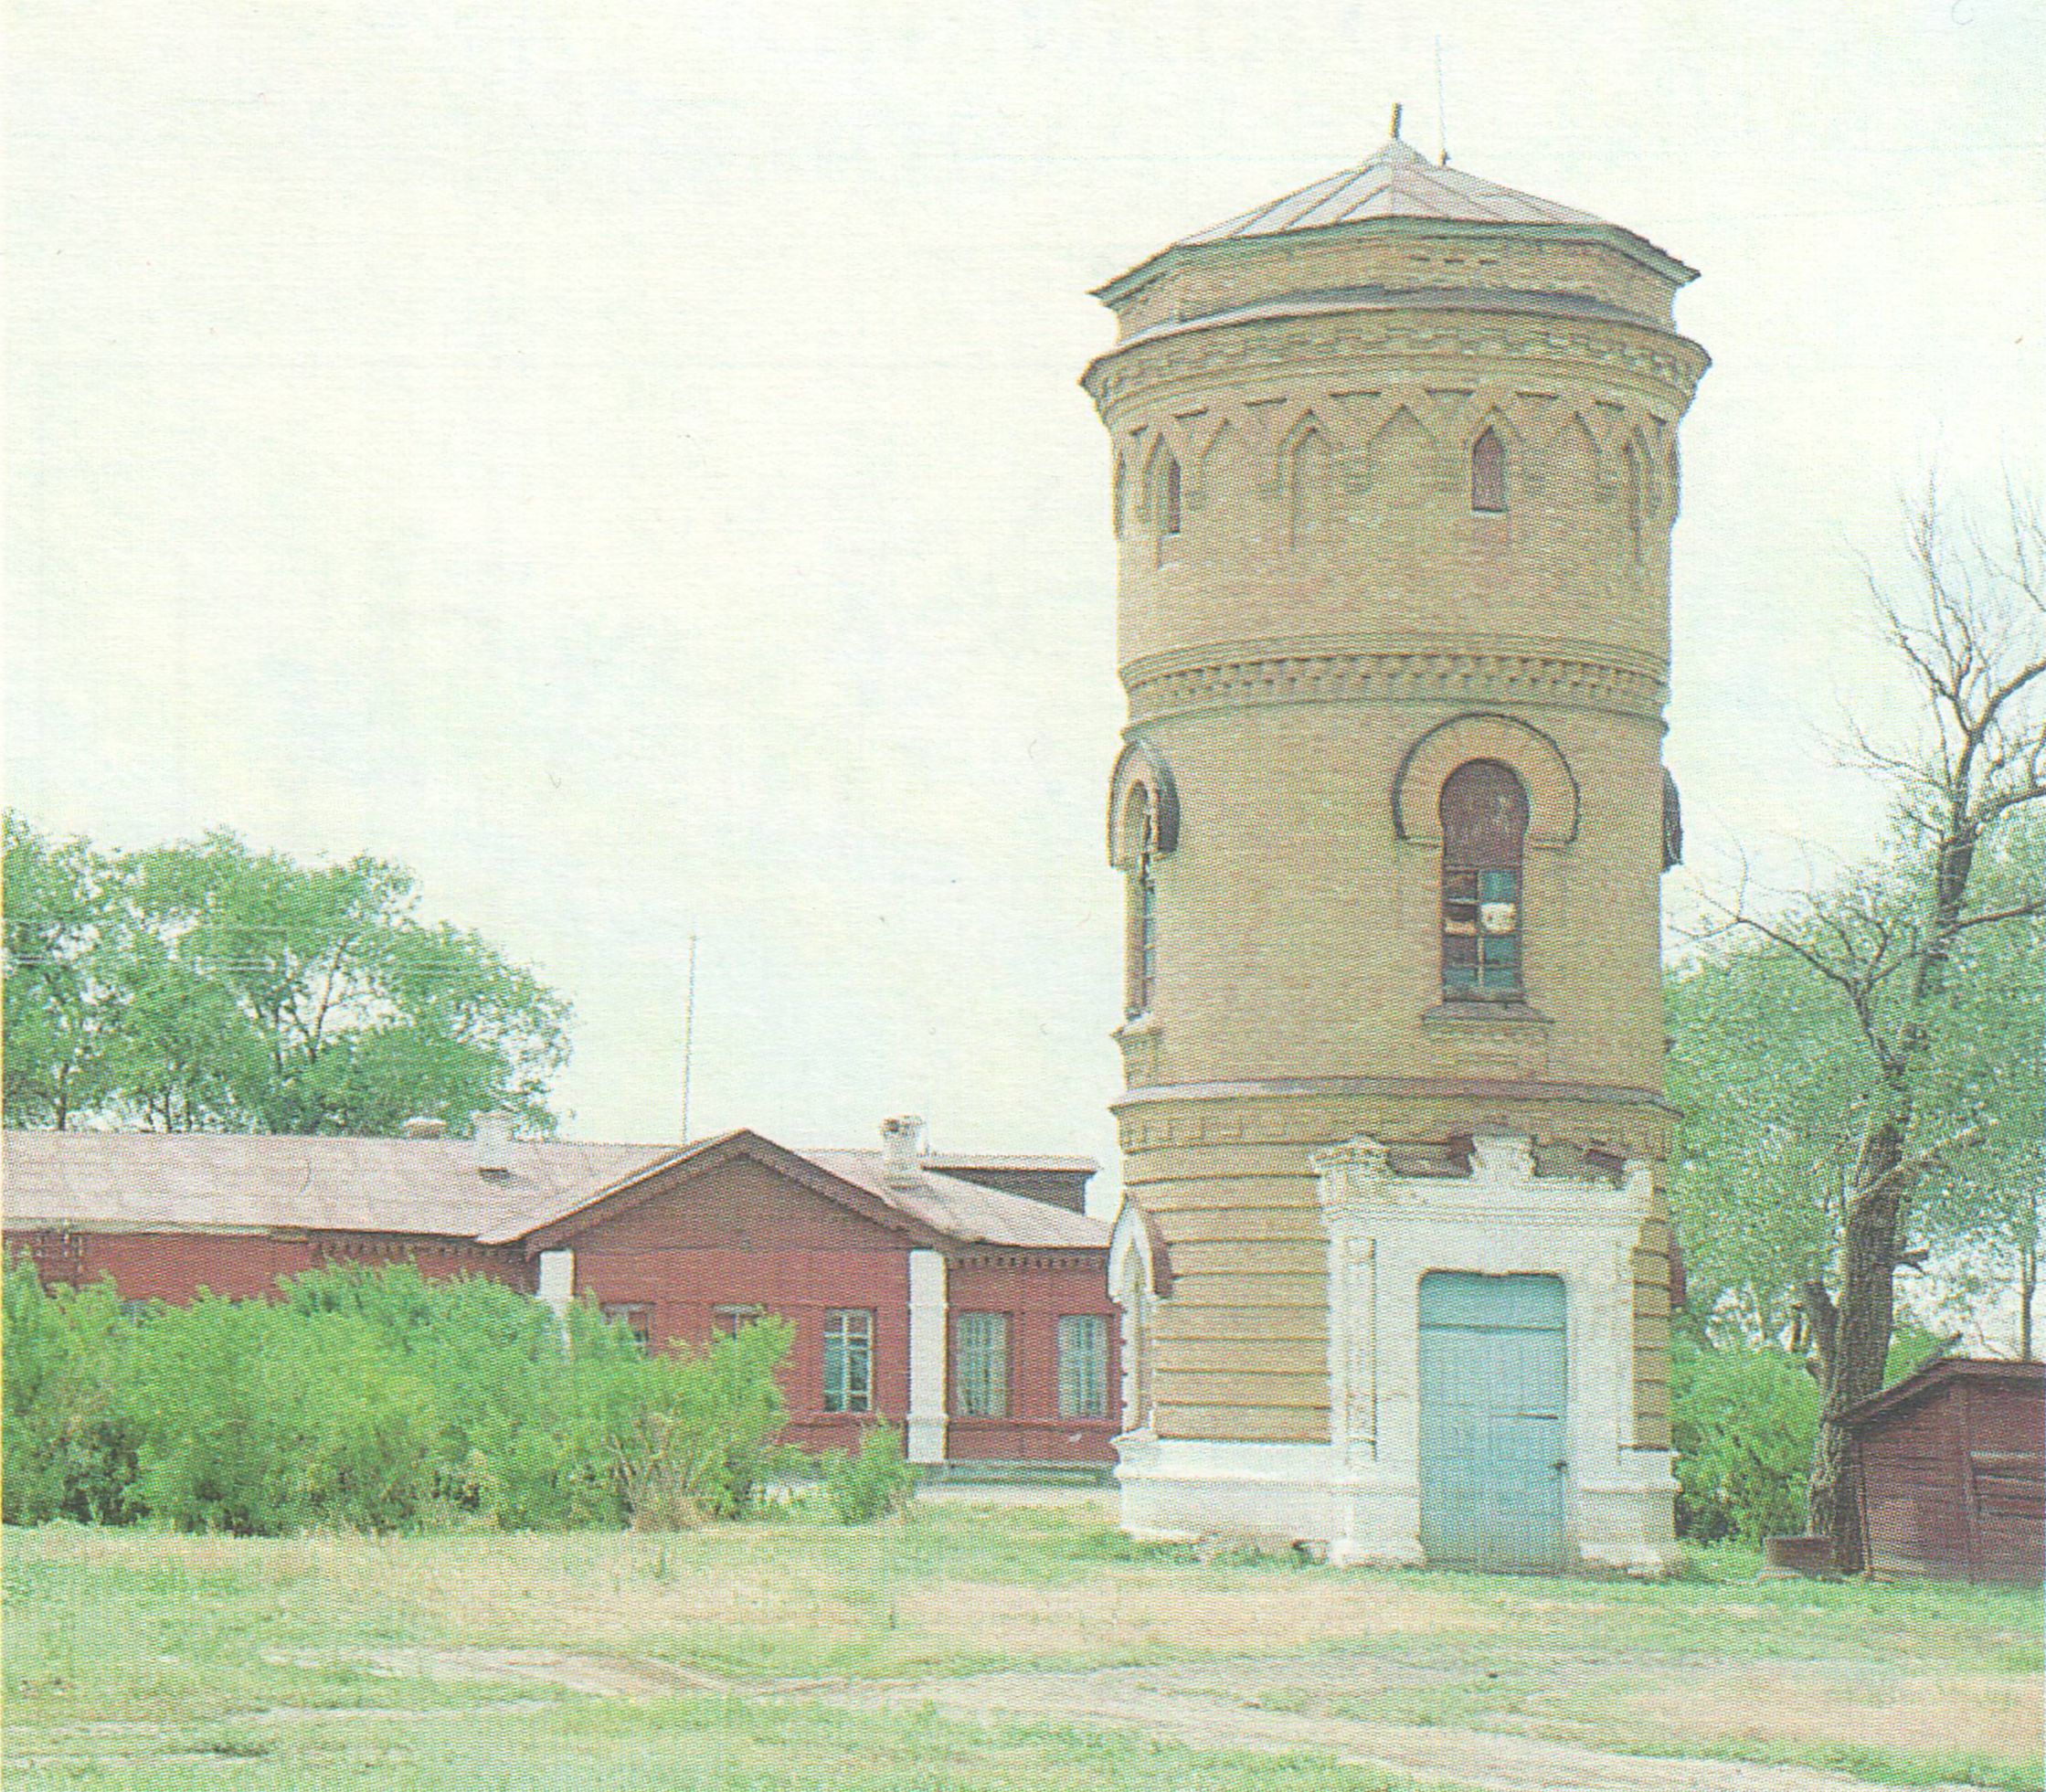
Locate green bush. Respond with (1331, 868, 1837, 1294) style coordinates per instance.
(821, 1422, 918, 1523)
(3, 1258, 793, 1535)
(123, 1294, 442, 1535)
(1670, 1331, 1818, 1543)
(3, 1257, 144, 1525)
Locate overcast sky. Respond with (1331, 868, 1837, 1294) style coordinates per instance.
(9, 1, 2043, 1192)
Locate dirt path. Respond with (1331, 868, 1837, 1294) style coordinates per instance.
(845, 1663, 1950, 1792)
(283, 1646, 1984, 1792)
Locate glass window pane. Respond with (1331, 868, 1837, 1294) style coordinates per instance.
(1058, 1315, 1108, 1418)
(957, 1312, 1010, 1417)
(823, 1310, 873, 1414)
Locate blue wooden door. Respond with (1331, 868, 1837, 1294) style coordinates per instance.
(1418, 1271, 1567, 1570)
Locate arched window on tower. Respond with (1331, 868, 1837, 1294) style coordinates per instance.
(1161, 455, 1182, 538)
(1123, 785, 1159, 1019)
(1471, 428, 1507, 514)
(1440, 758, 1529, 1000)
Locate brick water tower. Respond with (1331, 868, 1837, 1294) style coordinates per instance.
(1094, 127, 1707, 1570)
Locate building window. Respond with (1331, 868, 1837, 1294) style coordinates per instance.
(1471, 428, 1506, 514)
(1440, 758, 1528, 999)
(1057, 1314, 1108, 1418)
(713, 1302, 765, 1337)
(1123, 787, 1159, 1020)
(601, 1301, 654, 1350)
(955, 1312, 1010, 1417)
(1161, 454, 1182, 536)
(822, 1309, 873, 1413)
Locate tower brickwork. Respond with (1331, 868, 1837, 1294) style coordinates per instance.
(1095, 137, 1706, 1569)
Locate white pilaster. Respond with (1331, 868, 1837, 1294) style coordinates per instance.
(906, 1248, 949, 1464)
(535, 1249, 575, 1332)
(1108, 1198, 1157, 1434)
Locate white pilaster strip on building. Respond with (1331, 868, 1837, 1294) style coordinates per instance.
(535, 1248, 576, 1325)
(906, 1248, 949, 1463)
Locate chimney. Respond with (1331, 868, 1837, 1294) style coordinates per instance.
(399, 1117, 448, 1140)
(878, 1115, 926, 1189)
(473, 1110, 514, 1177)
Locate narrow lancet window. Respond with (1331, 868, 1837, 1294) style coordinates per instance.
(1471, 428, 1507, 514)
(1161, 455, 1182, 536)
(1124, 787, 1159, 1019)
(1440, 758, 1528, 999)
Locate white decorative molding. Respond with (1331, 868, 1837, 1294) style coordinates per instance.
(1116, 1132, 1677, 1574)
(906, 1249, 949, 1464)
(1108, 1198, 1160, 1434)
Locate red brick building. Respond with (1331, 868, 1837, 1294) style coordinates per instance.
(4, 1119, 1118, 1467)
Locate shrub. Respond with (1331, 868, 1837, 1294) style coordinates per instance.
(570, 1310, 794, 1527)
(125, 1295, 441, 1534)
(3, 1259, 795, 1535)
(2, 1257, 144, 1525)
(1670, 1331, 1818, 1543)
(821, 1423, 918, 1523)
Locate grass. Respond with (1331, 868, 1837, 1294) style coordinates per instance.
(5, 1504, 2039, 1791)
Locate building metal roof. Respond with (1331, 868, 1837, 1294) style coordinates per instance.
(1095, 135, 1696, 308)
(2, 1128, 1107, 1255)
(805, 1149, 1107, 1251)
(1181, 136, 1606, 243)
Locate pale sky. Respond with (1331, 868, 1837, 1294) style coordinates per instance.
(9, 2, 2043, 1200)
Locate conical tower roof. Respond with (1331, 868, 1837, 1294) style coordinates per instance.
(1180, 136, 1606, 243)
(1095, 136, 1694, 307)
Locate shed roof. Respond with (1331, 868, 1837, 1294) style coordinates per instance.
(1842, 1354, 2046, 1430)
(2, 1128, 1107, 1255)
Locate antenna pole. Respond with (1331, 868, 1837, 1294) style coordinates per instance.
(1390, 101, 1403, 142)
(1435, 38, 1450, 165)
(679, 929, 699, 1143)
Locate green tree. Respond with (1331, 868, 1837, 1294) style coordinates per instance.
(1668, 822, 2043, 1347)
(3, 815, 121, 1129)
(4, 821, 572, 1135)
(1691, 486, 2046, 1568)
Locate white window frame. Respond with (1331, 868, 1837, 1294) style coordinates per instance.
(822, 1309, 874, 1414)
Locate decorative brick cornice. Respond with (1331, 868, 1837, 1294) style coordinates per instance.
(1122, 641, 1667, 723)
(1108, 1077, 1676, 1172)
(1086, 308, 1708, 416)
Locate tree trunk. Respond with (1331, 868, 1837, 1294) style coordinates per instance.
(1805, 1119, 1909, 1571)
(2021, 1235, 2038, 1362)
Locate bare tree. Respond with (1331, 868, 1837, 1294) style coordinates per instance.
(1701, 482, 2045, 1568)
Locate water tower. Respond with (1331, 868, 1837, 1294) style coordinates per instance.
(1094, 126, 1706, 1569)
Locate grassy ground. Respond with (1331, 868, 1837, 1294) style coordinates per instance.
(6, 1502, 2039, 1791)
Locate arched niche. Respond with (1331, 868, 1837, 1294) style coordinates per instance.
(1392, 713, 1579, 848)
(1108, 1197, 1173, 1301)
(1107, 738, 1181, 870)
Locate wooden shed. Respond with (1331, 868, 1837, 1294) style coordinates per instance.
(1846, 1356, 2044, 1584)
